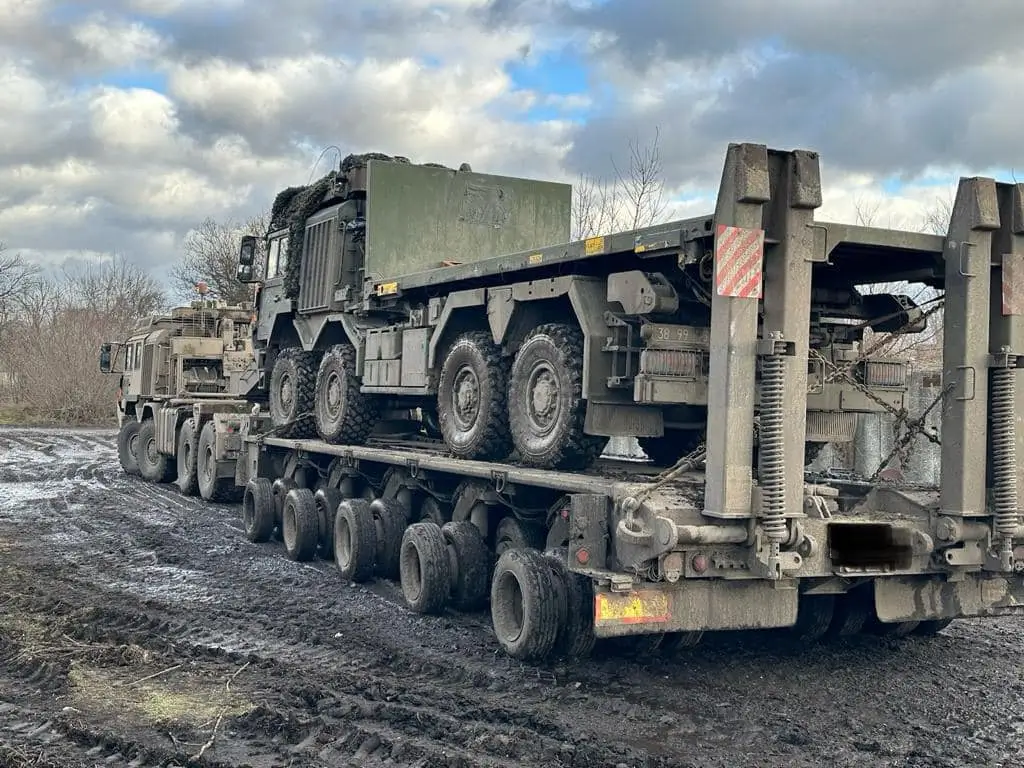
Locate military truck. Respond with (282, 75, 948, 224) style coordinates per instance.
(236, 152, 916, 471)
(99, 293, 266, 501)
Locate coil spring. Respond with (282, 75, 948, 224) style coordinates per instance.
(759, 351, 787, 542)
(990, 366, 1019, 538)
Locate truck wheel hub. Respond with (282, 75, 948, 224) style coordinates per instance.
(527, 364, 559, 433)
(453, 366, 480, 429)
(326, 372, 343, 413)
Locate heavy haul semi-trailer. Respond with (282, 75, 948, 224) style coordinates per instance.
(211, 142, 1024, 661)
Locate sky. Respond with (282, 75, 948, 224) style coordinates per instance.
(2, 0, 1023, 287)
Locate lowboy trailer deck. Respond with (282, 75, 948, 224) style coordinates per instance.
(216, 142, 1024, 661)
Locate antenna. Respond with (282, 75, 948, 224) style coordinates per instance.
(308, 145, 342, 184)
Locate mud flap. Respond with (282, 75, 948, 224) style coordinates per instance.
(875, 574, 1024, 622)
(593, 579, 798, 638)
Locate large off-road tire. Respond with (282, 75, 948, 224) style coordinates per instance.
(825, 587, 871, 638)
(137, 418, 175, 484)
(241, 478, 275, 543)
(442, 521, 492, 612)
(491, 548, 565, 661)
(196, 420, 241, 503)
(436, 331, 513, 461)
(637, 430, 703, 467)
(314, 343, 377, 445)
(282, 488, 319, 562)
(314, 487, 341, 558)
(544, 548, 596, 660)
(371, 498, 407, 579)
(268, 347, 318, 438)
(175, 418, 199, 496)
(334, 499, 377, 582)
(508, 323, 606, 470)
(117, 418, 141, 476)
(399, 522, 452, 615)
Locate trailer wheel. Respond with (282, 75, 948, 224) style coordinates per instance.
(372, 498, 407, 579)
(175, 418, 199, 496)
(791, 594, 835, 644)
(418, 496, 450, 527)
(138, 418, 175, 484)
(399, 522, 452, 615)
(437, 331, 513, 461)
(314, 487, 341, 558)
(314, 343, 378, 445)
(272, 477, 297, 525)
(913, 618, 954, 636)
(442, 521, 492, 612)
(490, 548, 563, 661)
(825, 587, 871, 638)
(659, 631, 703, 654)
(495, 516, 545, 556)
(334, 499, 377, 582)
(282, 488, 319, 562)
(242, 478, 275, 543)
(196, 420, 240, 503)
(544, 548, 596, 660)
(117, 419, 141, 476)
(508, 323, 606, 470)
(269, 347, 318, 438)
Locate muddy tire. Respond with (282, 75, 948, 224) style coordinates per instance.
(544, 548, 596, 660)
(196, 420, 240, 503)
(436, 331, 513, 461)
(271, 477, 296, 526)
(334, 499, 377, 582)
(137, 418, 175, 484)
(282, 488, 319, 562)
(495, 516, 545, 556)
(269, 347, 318, 438)
(314, 343, 377, 445)
(442, 521, 491, 612)
(913, 618, 954, 636)
(659, 631, 703, 654)
(826, 587, 872, 638)
(508, 323, 606, 470)
(792, 594, 835, 643)
(399, 522, 451, 615)
(490, 548, 564, 661)
(175, 418, 199, 496)
(418, 495, 449, 526)
(117, 418, 141, 476)
(314, 487, 341, 558)
(242, 478, 275, 543)
(371, 498, 407, 579)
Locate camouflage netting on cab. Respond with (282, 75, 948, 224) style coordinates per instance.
(272, 152, 457, 300)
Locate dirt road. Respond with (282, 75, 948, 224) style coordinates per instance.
(1, 426, 1023, 767)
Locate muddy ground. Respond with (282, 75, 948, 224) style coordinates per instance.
(1, 427, 1023, 768)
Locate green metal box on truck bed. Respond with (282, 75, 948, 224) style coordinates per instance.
(363, 160, 572, 280)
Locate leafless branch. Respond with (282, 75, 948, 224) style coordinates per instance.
(169, 213, 268, 305)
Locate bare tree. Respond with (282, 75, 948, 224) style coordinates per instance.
(169, 213, 268, 305)
(0, 254, 164, 422)
(852, 193, 954, 360)
(571, 129, 671, 240)
(0, 243, 40, 317)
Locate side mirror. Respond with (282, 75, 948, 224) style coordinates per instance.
(238, 235, 257, 266)
(236, 263, 257, 283)
(99, 343, 113, 373)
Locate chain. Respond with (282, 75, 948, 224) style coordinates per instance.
(868, 383, 952, 483)
(254, 410, 315, 445)
(633, 442, 708, 506)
